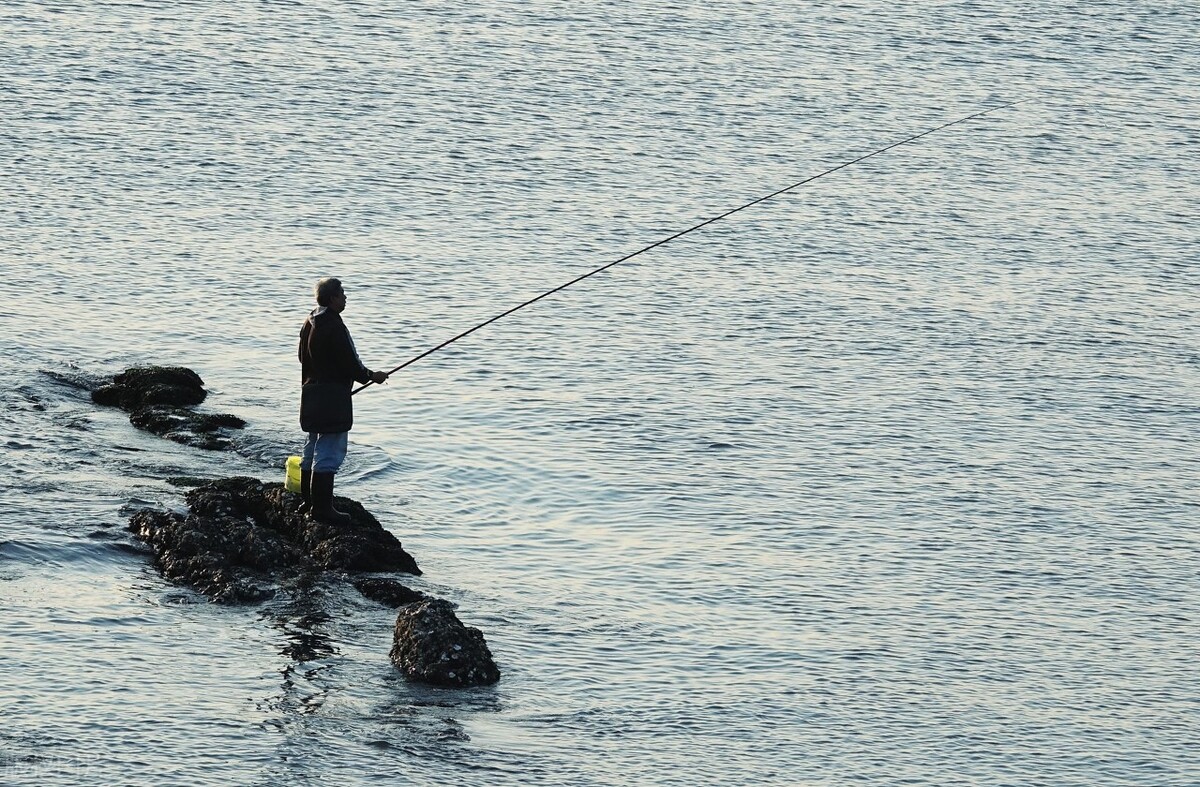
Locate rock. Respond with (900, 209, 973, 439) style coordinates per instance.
(128, 476, 421, 604)
(93, 366, 207, 409)
(129, 406, 246, 433)
(128, 508, 283, 603)
(390, 598, 500, 687)
(89, 365, 245, 449)
(355, 577, 429, 607)
(129, 405, 247, 450)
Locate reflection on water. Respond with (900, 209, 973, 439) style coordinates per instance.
(1, 0, 1198, 784)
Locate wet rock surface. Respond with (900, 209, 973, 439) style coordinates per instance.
(390, 598, 501, 688)
(128, 476, 421, 603)
(354, 577, 430, 608)
(90, 365, 245, 450)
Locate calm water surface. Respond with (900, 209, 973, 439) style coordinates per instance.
(1, 2, 1197, 785)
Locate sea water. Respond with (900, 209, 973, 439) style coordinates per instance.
(1, 2, 1197, 785)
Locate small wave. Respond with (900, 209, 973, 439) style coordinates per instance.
(39, 367, 108, 393)
(0, 538, 132, 570)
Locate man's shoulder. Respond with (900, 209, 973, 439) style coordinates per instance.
(310, 309, 347, 332)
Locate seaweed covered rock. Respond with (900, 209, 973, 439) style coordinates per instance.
(91, 365, 245, 450)
(128, 476, 421, 603)
(390, 598, 500, 688)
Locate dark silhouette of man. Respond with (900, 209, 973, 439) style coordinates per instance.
(297, 277, 388, 524)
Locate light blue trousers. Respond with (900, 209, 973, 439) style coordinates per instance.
(301, 431, 349, 474)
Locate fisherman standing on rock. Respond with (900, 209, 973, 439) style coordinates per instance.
(298, 277, 389, 524)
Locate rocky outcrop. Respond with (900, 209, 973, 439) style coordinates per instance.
(129, 476, 421, 603)
(87, 363, 501, 687)
(390, 598, 501, 687)
(91, 365, 245, 450)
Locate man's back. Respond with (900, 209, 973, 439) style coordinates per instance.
(299, 307, 368, 386)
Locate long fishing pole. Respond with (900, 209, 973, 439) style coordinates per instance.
(354, 100, 1021, 395)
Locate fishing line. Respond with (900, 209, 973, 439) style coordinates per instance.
(354, 100, 1022, 395)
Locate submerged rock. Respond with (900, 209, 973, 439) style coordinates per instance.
(355, 577, 429, 607)
(90, 365, 245, 450)
(390, 598, 501, 688)
(128, 405, 247, 450)
(128, 476, 421, 604)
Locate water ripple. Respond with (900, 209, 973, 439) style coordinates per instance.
(1, 1, 1198, 785)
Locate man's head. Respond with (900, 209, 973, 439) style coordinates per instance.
(314, 277, 347, 313)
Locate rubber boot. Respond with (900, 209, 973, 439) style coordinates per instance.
(310, 472, 351, 525)
(298, 467, 313, 514)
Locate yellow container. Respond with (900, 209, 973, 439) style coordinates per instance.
(285, 456, 303, 493)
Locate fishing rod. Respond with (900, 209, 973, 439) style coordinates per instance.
(353, 100, 1022, 395)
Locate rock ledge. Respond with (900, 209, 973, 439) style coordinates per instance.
(129, 476, 421, 603)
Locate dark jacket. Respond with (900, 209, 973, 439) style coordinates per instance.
(298, 307, 371, 433)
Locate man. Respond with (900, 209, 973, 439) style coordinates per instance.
(298, 277, 388, 524)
